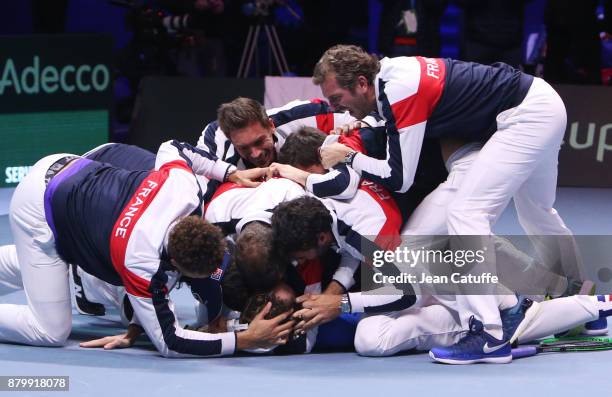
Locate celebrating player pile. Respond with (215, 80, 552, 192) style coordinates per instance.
(0, 44, 611, 364)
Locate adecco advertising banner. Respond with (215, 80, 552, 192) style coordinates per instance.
(0, 34, 112, 187)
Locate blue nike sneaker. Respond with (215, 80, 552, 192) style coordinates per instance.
(583, 317, 608, 336)
(500, 295, 540, 344)
(556, 295, 610, 337)
(583, 295, 609, 335)
(582, 295, 612, 336)
(429, 316, 512, 364)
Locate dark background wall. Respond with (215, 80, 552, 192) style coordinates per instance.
(128, 77, 264, 151)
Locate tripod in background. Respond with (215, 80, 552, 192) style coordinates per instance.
(237, 22, 290, 77)
(236, 0, 301, 77)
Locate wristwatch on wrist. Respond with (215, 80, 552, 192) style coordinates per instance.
(340, 294, 351, 314)
(342, 150, 358, 166)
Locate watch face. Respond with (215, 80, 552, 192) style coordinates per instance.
(340, 296, 351, 313)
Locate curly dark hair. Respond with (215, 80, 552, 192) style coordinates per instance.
(312, 45, 380, 89)
(277, 127, 326, 168)
(271, 197, 332, 259)
(168, 216, 226, 278)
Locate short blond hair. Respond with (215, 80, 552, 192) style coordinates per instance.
(312, 45, 380, 89)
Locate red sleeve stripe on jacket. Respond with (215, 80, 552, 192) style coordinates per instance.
(390, 57, 446, 131)
(358, 180, 403, 251)
(110, 160, 192, 298)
